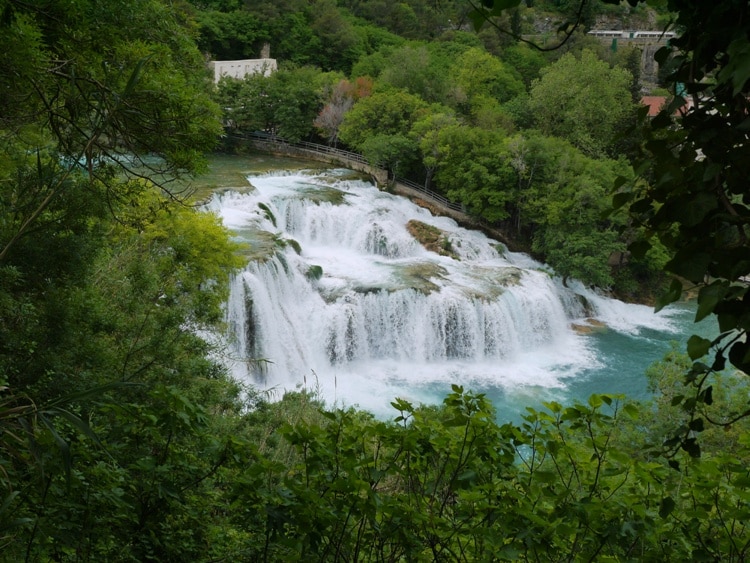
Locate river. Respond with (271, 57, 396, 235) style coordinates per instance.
(198, 154, 716, 421)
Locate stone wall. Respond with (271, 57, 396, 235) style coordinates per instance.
(209, 58, 277, 83)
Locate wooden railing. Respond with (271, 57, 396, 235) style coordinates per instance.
(235, 132, 465, 214)
(393, 177, 463, 213)
(241, 131, 369, 165)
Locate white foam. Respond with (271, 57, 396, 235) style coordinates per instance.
(212, 169, 678, 415)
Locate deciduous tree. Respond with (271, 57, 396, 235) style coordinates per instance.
(338, 89, 430, 150)
(528, 49, 634, 157)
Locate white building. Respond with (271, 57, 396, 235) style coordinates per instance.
(209, 58, 277, 83)
(209, 43, 277, 83)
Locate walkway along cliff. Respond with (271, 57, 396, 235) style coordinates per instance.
(232, 132, 516, 249)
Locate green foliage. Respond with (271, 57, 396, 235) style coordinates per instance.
(452, 47, 525, 105)
(222, 386, 750, 561)
(379, 43, 452, 102)
(432, 125, 516, 223)
(0, 176, 244, 559)
(361, 134, 419, 179)
(410, 111, 461, 188)
(607, 0, 750, 446)
(0, 4, 244, 556)
(339, 0, 458, 40)
(517, 134, 629, 287)
(218, 66, 325, 141)
(194, 0, 406, 74)
(6, 1, 750, 559)
(194, 9, 267, 59)
(529, 49, 635, 157)
(338, 90, 430, 151)
(499, 43, 550, 87)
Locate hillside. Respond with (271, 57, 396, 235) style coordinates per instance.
(4, 0, 750, 560)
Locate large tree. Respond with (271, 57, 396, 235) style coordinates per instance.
(527, 49, 634, 157)
(471, 0, 750, 451)
(615, 0, 750, 451)
(432, 124, 516, 222)
(338, 89, 430, 151)
(217, 66, 326, 141)
(0, 1, 243, 556)
(0, 0, 222, 263)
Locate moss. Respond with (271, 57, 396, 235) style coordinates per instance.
(258, 202, 277, 226)
(393, 262, 448, 294)
(284, 238, 302, 255)
(300, 186, 349, 205)
(406, 220, 459, 259)
(235, 230, 281, 262)
(306, 265, 323, 281)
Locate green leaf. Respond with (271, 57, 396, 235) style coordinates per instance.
(50, 407, 109, 453)
(712, 353, 726, 371)
(682, 438, 701, 458)
(468, 10, 488, 31)
(686, 335, 711, 360)
(688, 417, 704, 432)
(588, 394, 603, 408)
(534, 470, 557, 483)
(39, 414, 72, 486)
(665, 250, 711, 283)
(659, 496, 676, 518)
(628, 239, 652, 259)
(696, 282, 728, 321)
(679, 192, 718, 226)
(729, 340, 750, 373)
(456, 470, 477, 487)
(546, 401, 562, 413)
(718, 38, 750, 95)
(655, 278, 683, 312)
(122, 56, 150, 99)
(654, 46, 672, 65)
(612, 191, 633, 210)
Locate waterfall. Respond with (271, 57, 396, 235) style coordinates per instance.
(210, 168, 680, 415)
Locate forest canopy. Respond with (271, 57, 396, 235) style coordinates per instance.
(2, 0, 750, 560)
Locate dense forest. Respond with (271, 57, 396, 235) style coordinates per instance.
(209, 0, 669, 297)
(2, 0, 750, 560)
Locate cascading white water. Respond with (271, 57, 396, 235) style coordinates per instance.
(208, 168, 683, 416)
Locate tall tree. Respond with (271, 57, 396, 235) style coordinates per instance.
(338, 89, 430, 151)
(432, 125, 516, 222)
(411, 112, 461, 189)
(452, 47, 525, 104)
(0, 1, 241, 556)
(380, 43, 451, 102)
(217, 66, 325, 141)
(527, 49, 634, 157)
(0, 0, 222, 262)
(613, 0, 750, 449)
(314, 77, 373, 146)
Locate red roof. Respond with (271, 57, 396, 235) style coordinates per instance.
(641, 96, 667, 117)
(640, 95, 692, 117)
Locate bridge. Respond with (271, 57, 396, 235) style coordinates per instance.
(586, 29, 675, 45)
(587, 30, 674, 87)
